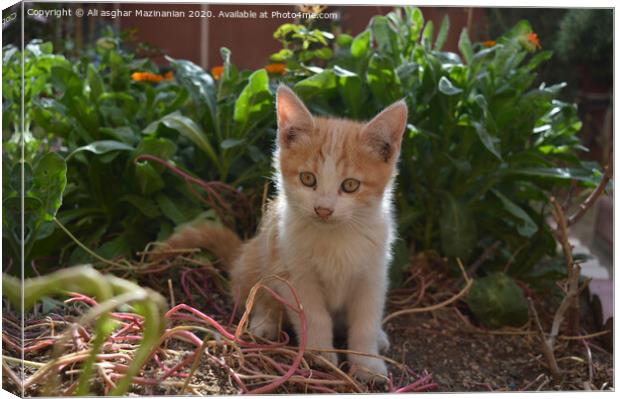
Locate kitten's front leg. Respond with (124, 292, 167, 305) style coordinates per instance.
(278, 277, 337, 366)
(346, 274, 389, 381)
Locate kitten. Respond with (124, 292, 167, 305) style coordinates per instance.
(161, 85, 407, 380)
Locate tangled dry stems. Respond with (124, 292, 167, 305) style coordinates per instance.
(3, 248, 440, 395)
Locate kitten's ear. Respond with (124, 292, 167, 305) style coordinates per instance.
(276, 85, 314, 148)
(362, 100, 408, 162)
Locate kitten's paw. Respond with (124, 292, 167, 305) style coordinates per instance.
(248, 318, 278, 341)
(377, 329, 390, 352)
(320, 351, 338, 367)
(309, 350, 338, 369)
(349, 358, 388, 383)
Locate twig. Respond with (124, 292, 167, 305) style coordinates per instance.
(535, 376, 550, 391)
(559, 330, 610, 340)
(167, 279, 176, 308)
(520, 373, 546, 391)
(468, 240, 501, 276)
(53, 218, 131, 269)
(383, 259, 472, 324)
(581, 338, 594, 384)
(567, 164, 612, 227)
(550, 197, 574, 274)
(527, 298, 560, 381)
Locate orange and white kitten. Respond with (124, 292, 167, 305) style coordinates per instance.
(162, 85, 407, 380)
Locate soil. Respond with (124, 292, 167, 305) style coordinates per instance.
(384, 306, 613, 391)
(2, 254, 614, 395)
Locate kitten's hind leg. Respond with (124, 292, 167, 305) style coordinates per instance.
(247, 296, 280, 341)
(377, 328, 390, 352)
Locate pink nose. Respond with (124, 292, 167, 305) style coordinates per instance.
(314, 207, 334, 220)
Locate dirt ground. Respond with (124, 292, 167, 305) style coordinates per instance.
(384, 306, 612, 392)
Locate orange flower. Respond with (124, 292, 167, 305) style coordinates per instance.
(527, 32, 541, 50)
(483, 40, 496, 48)
(264, 63, 287, 75)
(131, 71, 163, 83)
(211, 65, 224, 80)
(163, 71, 174, 80)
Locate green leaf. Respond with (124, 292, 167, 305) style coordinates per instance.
(351, 30, 371, 58)
(503, 20, 533, 41)
(439, 194, 476, 260)
(87, 64, 104, 102)
(472, 121, 502, 160)
(509, 167, 602, 185)
(68, 140, 134, 160)
(155, 194, 189, 225)
(145, 112, 219, 168)
(133, 137, 177, 195)
(336, 33, 353, 48)
(372, 16, 399, 57)
(50, 65, 83, 98)
(458, 28, 473, 64)
(119, 195, 161, 218)
(95, 233, 130, 259)
(221, 138, 244, 150)
(525, 50, 552, 71)
(408, 7, 424, 42)
(31, 153, 67, 222)
(233, 69, 273, 137)
(422, 20, 434, 47)
(334, 66, 365, 118)
(366, 54, 402, 105)
(492, 190, 538, 237)
(438, 76, 462, 95)
(314, 47, 333, 60)
(522, 255, 570, 291)
(434, 15, 450, 50)
(100, 126, 137, 144)
(135, 137, 177, 161)
(166, 57, 217, 129)
(294, 69, 337, 101)
(134, 163, 164, 195)
(270, 49, 293, 62)
(465, 273, 528, 328)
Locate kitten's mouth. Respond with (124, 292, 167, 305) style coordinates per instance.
(311, 214, 340, 226)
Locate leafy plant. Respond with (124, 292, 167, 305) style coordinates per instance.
(270, 23, 335, 74)
(13, 37, 210, 266)
(161, 48, 275, 186)
(3, 35, 280, 268)
(465, 272, 528, 328)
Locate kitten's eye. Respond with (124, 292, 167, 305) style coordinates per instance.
(341, 178, 361, 193)
(299, 172, 317, 187)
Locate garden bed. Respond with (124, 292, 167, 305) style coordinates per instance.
(2, 251, 612, 395)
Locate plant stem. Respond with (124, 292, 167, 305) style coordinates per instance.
(53, 217, 129, 269)
(567, 164, 612, 227)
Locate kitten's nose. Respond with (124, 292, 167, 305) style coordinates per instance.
(314, 206, 334, 220)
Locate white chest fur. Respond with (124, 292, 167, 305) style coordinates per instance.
(279, 208, 392, 312)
